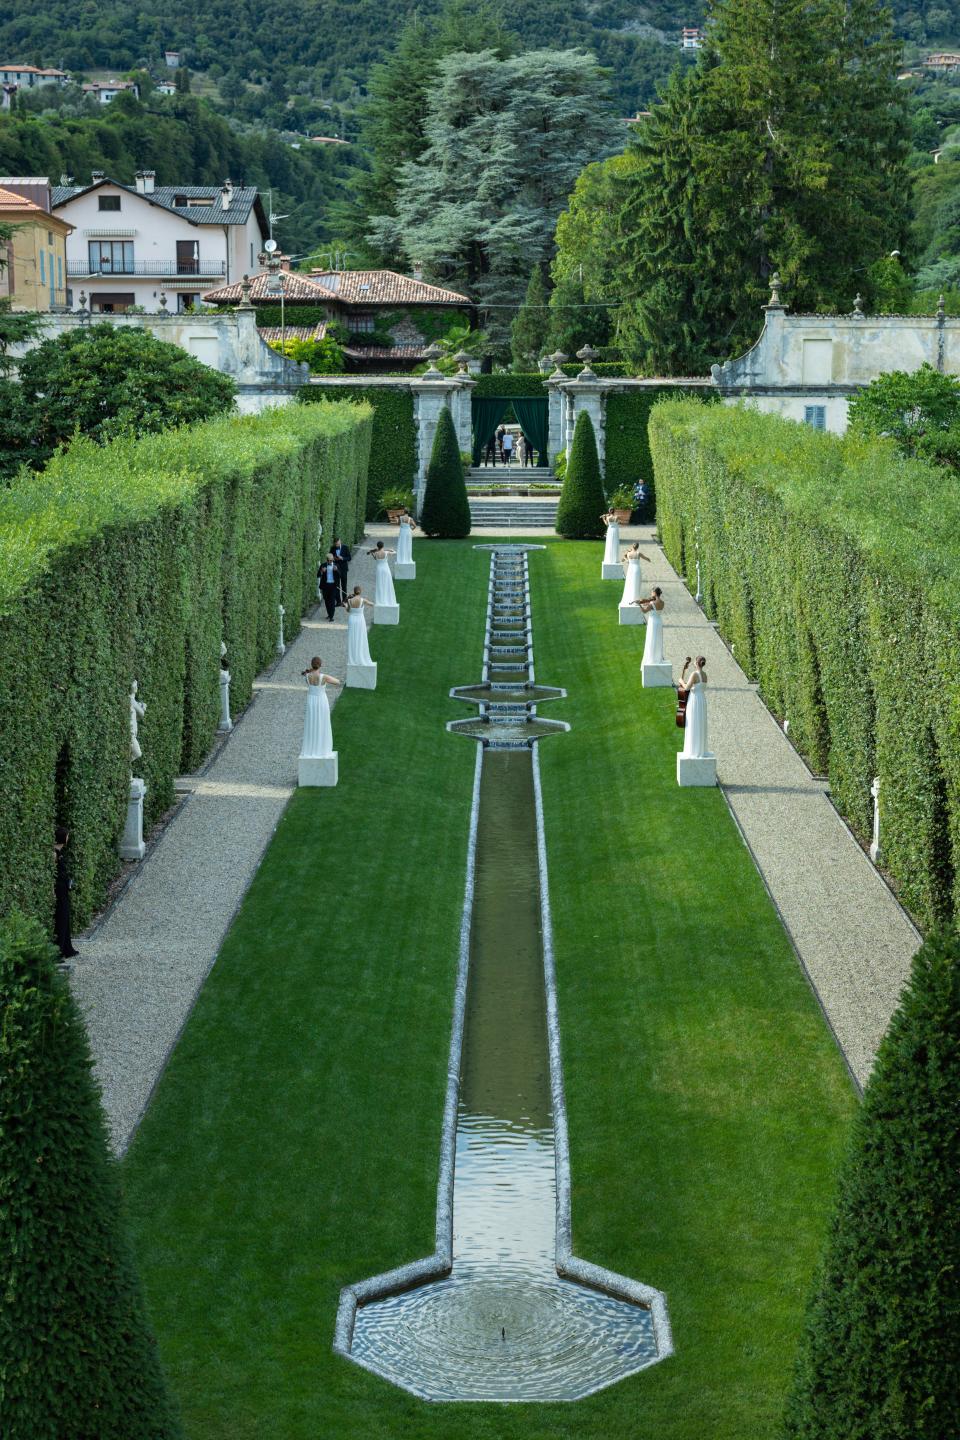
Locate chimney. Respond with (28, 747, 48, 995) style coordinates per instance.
(134, 168, 155, 195)
(221, 177, 233, 209)
(412, 259, 424, 282)
(91, 170, 105, 183)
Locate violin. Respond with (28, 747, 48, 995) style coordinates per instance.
(676, 656, 692, 728)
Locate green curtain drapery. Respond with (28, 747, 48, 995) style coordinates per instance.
(512, 397, 549, 462)
(471, 397, 510, 466)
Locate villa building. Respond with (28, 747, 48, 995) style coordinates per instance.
(0, 182, 73, 310)
(0, 63, 69, 90)
(52, 173, 269, 313)
(80, 80, 140, 104)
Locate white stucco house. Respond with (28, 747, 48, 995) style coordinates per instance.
(52, 172, 269, 313)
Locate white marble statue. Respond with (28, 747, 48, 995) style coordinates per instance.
(129, 680, 146, 762)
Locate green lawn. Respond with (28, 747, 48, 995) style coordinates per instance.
(122, 539, 855, 1439)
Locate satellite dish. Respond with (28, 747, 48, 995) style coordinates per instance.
(264, 239, 278, 253)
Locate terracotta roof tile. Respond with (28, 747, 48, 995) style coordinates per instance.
(258, 323, 328, 343)
(202, 270, 333, 304)
(342, 343, 430, 360)
(0, 185, 42, 211)
(307, 269, 470, 306)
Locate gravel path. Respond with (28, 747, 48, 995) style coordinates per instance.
(70, 545, 378, 1153)
(632, 525, 920, 1088)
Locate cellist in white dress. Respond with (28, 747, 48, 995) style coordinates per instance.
(679, 656, 709, 759)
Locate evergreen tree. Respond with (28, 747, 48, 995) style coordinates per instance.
(555, 410, 605, 538)
(783, 929, 960, 1440)
(546, 271, 611, 358)
(511, 262, 551, 368)
(0, 913, 182, 1440)
(420, 406, 471, 537)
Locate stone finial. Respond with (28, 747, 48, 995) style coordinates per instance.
(548, 350, 568, 379)
(453, 349, 471, 374)
(938, 292, 946, 321)
(575, 343, 598, 379)
(77, 290, 90, 319)
(422, 342, 444, 379)
(764, 272, 784, 310)
(852, 293, 865, 318)
(159, 289, 168, 311)
(238, 274, 254, 311)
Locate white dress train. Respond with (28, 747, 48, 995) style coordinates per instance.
(682, 682, 708, 759)
(642, 606, 665, 666)
(620, 557, 642, 608)
(603, 520, 620, 567)
(396, 521, 414, 566)
(346, 603, 373, 665)
(374, 556, 397, 607)
(301, 679, 334, 758)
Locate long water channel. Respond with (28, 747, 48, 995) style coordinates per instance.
(342, 548, 666, 1402)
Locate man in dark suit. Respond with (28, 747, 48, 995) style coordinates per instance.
(332, 537, 351, 604)
(317, 551, 340, 621)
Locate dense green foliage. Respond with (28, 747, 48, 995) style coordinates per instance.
(847, 362, 960, 468)
(122, 540, 854, 1439)
(266, 334, 345, 373)
(366, 47, 617, 349)
(0, 404, 370, 934)
(611, 0, 910, 372)
(651, 401, 960, 928)
(2, 325, 235, 477)
(556, 410, 605, 537)
(549, 149, 639, 355)
(0, 94, 355, 257)
(784, 929, 960, 1440)
(0, 912, 182, 1439)
(604, 385, 715, 497)
(511, 263, 551, 368)
(420, 405, 470, 536)
(298, 383, 415, 517)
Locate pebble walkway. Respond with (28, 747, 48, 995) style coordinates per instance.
(636, 524, 920, 1088)
(70, 545, 377, 1153)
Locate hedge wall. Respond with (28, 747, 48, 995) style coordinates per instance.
(298, 385, 416, 519)
(0, 402, 372, 937)
(605, 386, 714, 496)
(650, 401, 960, 930)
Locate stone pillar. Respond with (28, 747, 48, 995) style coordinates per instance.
(869, 776, 882, 864)
(544, 379, 565, 468)
(410, 376, 464, 511)
(120, 776, 147, 860)
(559, 379, 609, 479)
(453, 376, 476, 459)
(277, 603, 286, 656)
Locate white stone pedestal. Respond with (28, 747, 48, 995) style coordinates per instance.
(120, 776, 147, 860)
(602, 563, 622, 580)
(677, 753, 717, 787)
(374, 603, 400, 625)
(394, 562, 416, 581)
(346, 661, 377, 689)
(298, 753, 338, 787)
(619, 605, 645, 626)
(642, 661, 674, 688)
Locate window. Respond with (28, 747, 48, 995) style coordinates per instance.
(177, 293, 198, 312)
(88, 240, 135, 274)
(804, 405, 827, 431)
(186, 196, 213, 207)
(348, 312, 375, 332)
(98, 194, 121, 212)
(173, 194, 188, 207)
(47, 230, 53, 244)
(91, 292, 135, 313)
(39, 249, 45, 283)
(176, 240, 199, 274)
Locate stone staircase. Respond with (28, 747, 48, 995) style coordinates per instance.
(467, 465, 556, 484)
(469, 495, 559, 529)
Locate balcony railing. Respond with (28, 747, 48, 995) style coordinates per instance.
(67, 260, 227, 278)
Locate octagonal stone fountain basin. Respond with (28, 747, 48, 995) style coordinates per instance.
(451, 683, 564, 707)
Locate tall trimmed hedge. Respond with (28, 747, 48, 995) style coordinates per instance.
(783, 929, 960, 1440)
(0, 402, 372, 936)
(299, 385, 416, 519)
(605, 386, 715, 499)
(0, 912, 182, 1439)
(650, 401, 960, 929)
(556, 411, 605, 538)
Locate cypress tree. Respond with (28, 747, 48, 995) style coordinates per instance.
(783, 929, 960, 1440)
(0, 913, 182, 1440)
(511, 263, 551, 370)
(555, 411, 605, 538)
(420, 406, 471, 537)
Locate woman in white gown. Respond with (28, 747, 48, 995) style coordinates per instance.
(620, 542, 651, 608)
(369, 541, 398, 607)
(601, 510, 621, 568)
(635, 586, 666, 664)
(300, 656, 341, 759)
(346, 586, 374, 666)
(680, 655, 708, 758)
(396, 510, 416, 567)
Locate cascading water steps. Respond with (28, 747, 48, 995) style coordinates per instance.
(336, 547, 671, 1401)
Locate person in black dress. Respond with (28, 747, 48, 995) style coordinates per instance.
(54, 826, 78, 959)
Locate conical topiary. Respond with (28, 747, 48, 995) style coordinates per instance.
(555, 410, 605, 538)
(783, 929, 960, 1440)
(420, 406, 471, 538)
(0, 913, 183, 1440)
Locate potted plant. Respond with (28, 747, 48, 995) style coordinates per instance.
(380, 486, 415, 523)
(607, 485, 634, 524)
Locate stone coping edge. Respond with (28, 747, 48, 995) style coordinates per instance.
(531, 743, 674, 1381)
(332, 739, 483, 1357)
